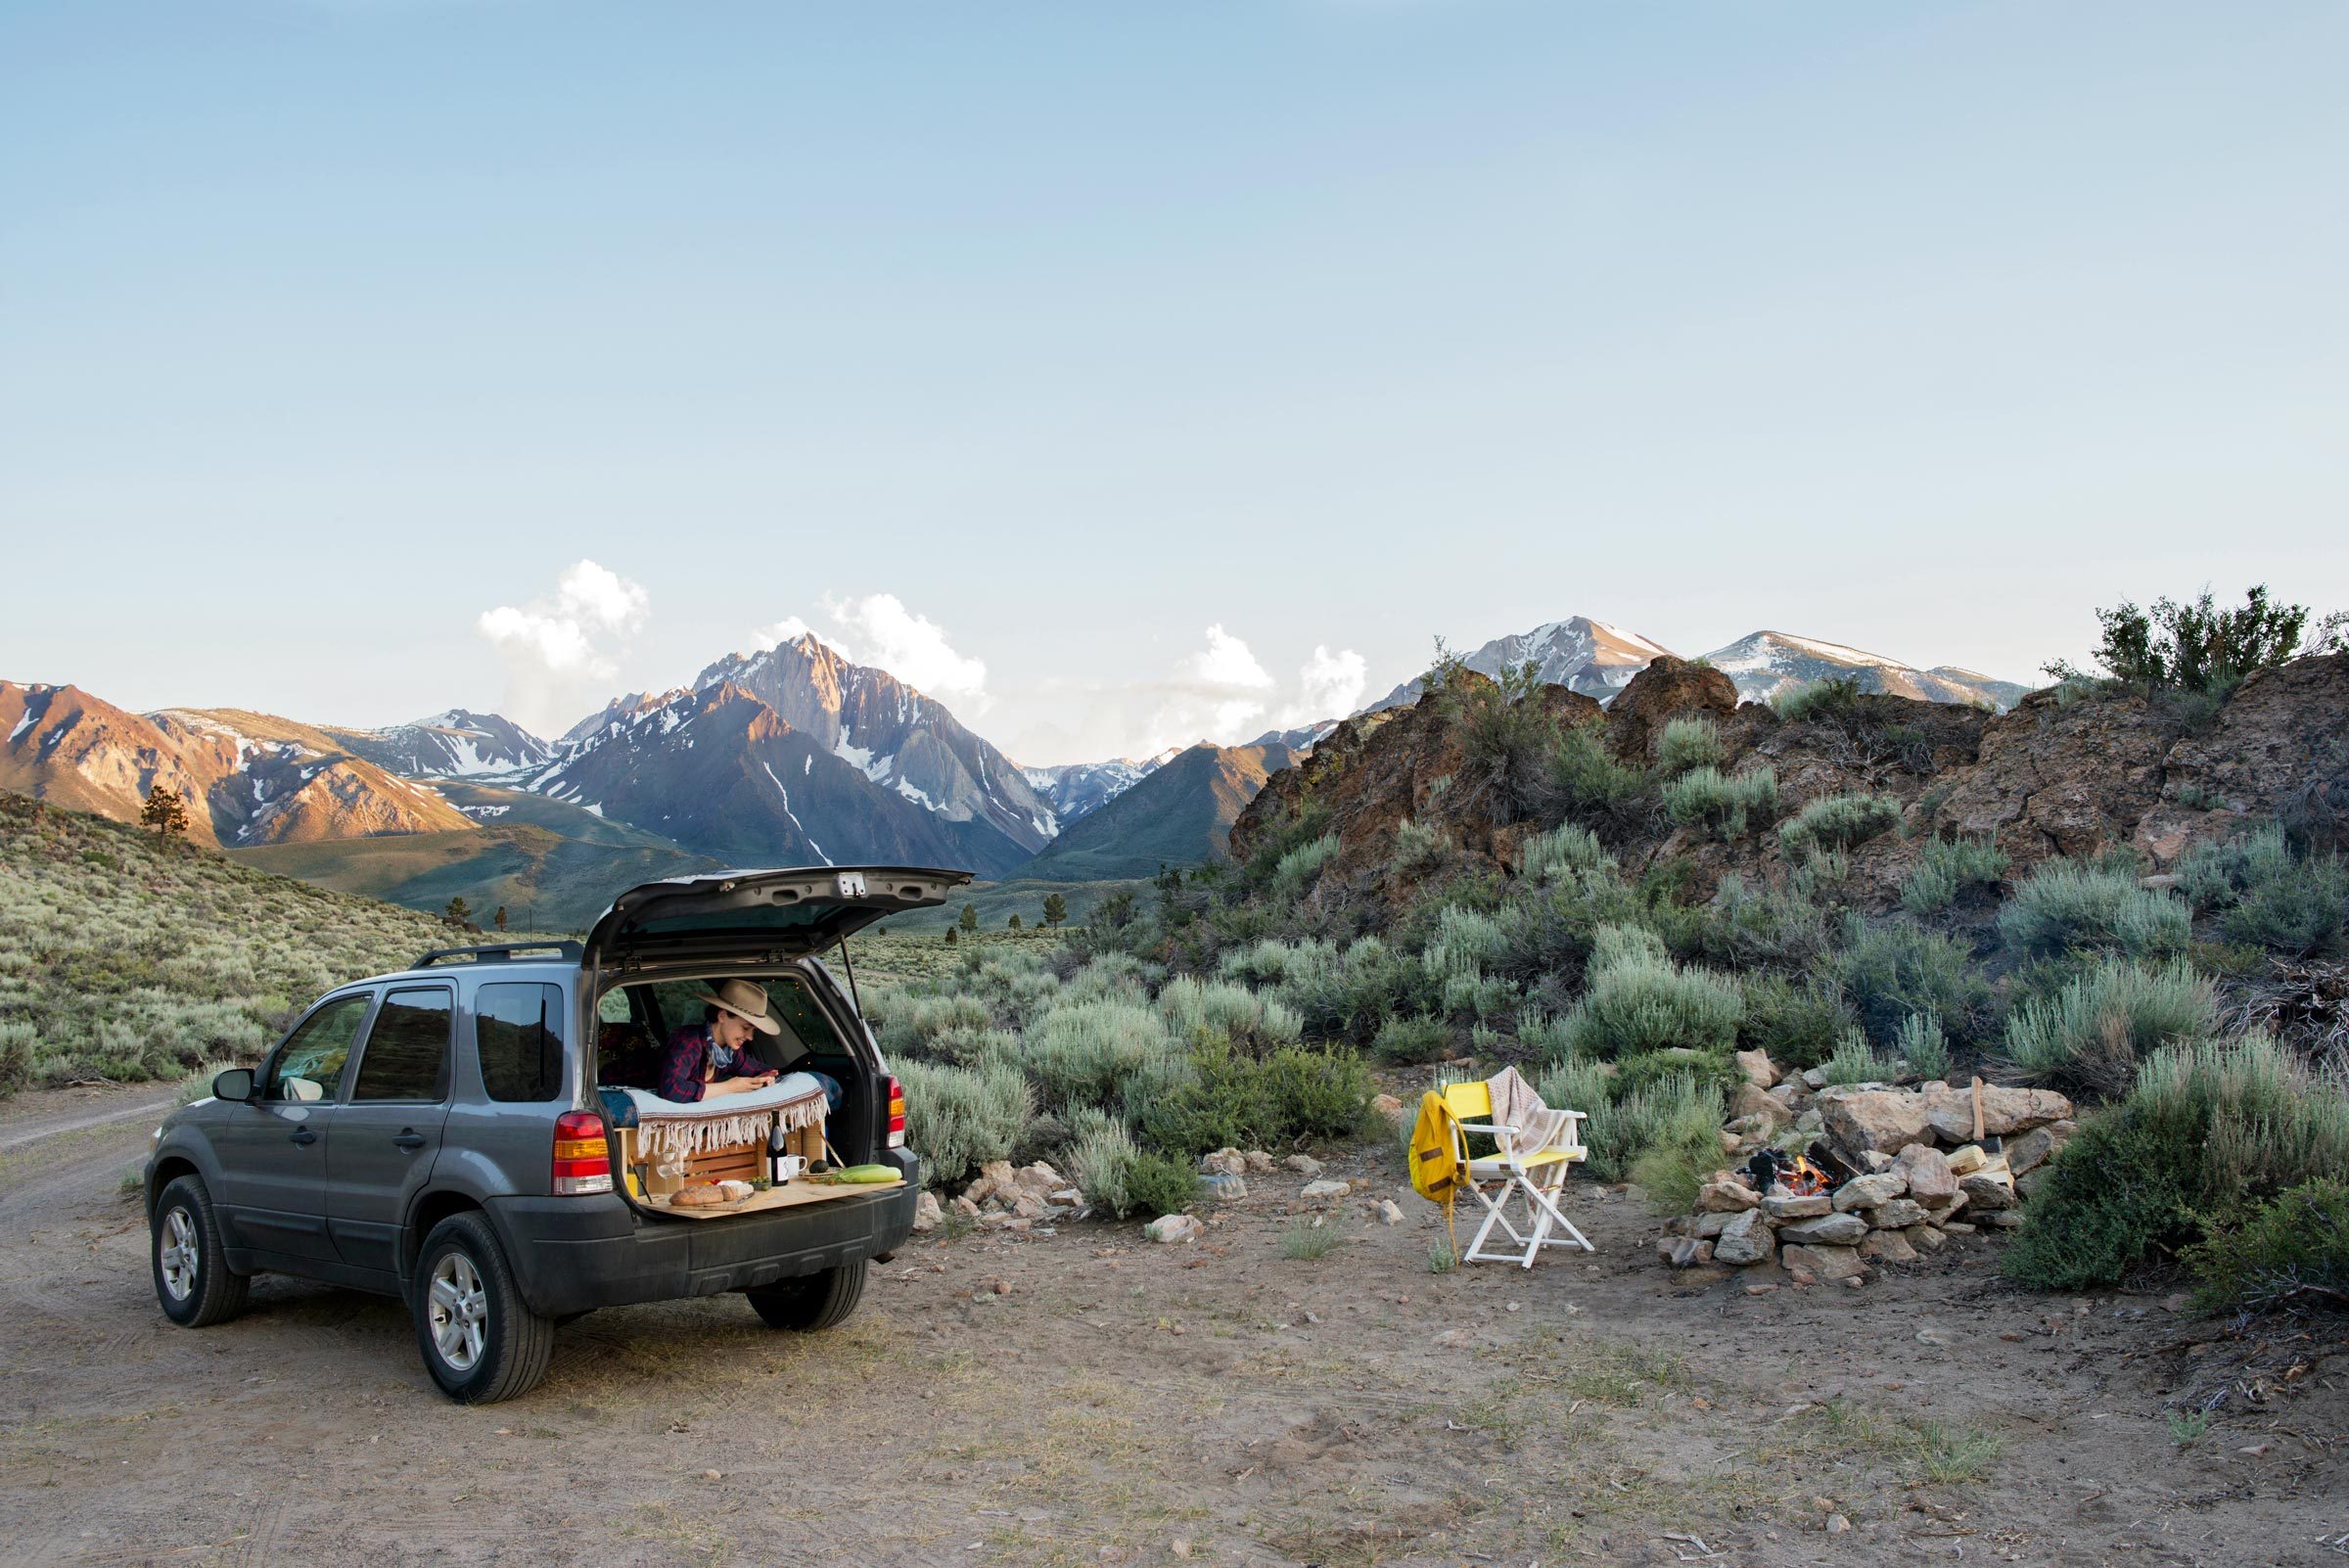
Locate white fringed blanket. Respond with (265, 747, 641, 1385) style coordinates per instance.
(622, 1074, 827, 1162)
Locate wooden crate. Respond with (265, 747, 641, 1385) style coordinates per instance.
(620, 1118, 826, 1199)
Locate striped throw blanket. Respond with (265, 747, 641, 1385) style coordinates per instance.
(622, 1074, 828, 1163)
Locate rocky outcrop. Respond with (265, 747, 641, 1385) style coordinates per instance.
(1604, 657, 1740, 764)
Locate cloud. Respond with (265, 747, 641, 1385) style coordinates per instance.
(1178, 624, 1275, 691)
(1288, 644, 1367, 725)
(830, 593, 990, 708)
(477, 560, 649, 734)
(747, 617, 821, 653)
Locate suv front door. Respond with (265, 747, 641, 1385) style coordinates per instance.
(214, 991, 374, 1262)
(327, 984, 456, 1276)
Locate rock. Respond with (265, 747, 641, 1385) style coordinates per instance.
(1697, 1179, 1761, 1213)
(1281, 1154, 1324, 1176)
(1714, 1209, 1774, 1267)
(979, 1159, 1016, 1189)
(1941, 1222, 1976, 1234)
(1802, 1067, 1829, 1091)
(1976, 1210, 2025, 1229)
(1200, 1173, 1249, 1203)
(1605, 655, 1741, 764)
(1691, 1209, 1734, 1239)
(1923, 1189, 1968, 1221)
(1200, 1148, 1249, 1177)
(1144, 1214, 1204, 1244)
(950, 1195, 982, 1219)
(1300, 1179, 1351, 1200)
(1892, 1142, 1959, 1202)
(1860, 1229, 1918, 1264)
(1911, 1223, 1948, 1252)
(1017, 1161, 1064, 1191)
(1780, 1243, 1867, 1282)
(1734, 1048, 1779, 1089)
(1764, 1193, 1832, 1221)
(1729, 1083, 1792, 1131)
(1009, 1192, 1047, 1220)
(2005, 1121, 2075, 1177)
(2016, 1167, 2052, 1201)
(1050, 1187, 1084, 1206)
(1658, 1235, 1715, 1268)
(1959, 1174, 2018, 1212)
(1375, 1199, 1405, 1225)
(1779, 1213, 1868, 1246)
(1862, 1149, 1895, 1173)
(1870, 1198, 1930, 1230)
(1825, 1513, 1851, 1534)
(1768, 1083, 1802, 1109)
(1371, 1093, 1405, 1124)
(1922, 1085, 2075, 1143)
(1832, 1173, 1908, 1212)
(1944, 1143, 1989, 1176)
(1821, 1090, 1932, 1157)
(1244, 1150, 1277, 1174)
(912, 1191, 943, 1232)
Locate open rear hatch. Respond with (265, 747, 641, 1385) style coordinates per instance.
(583, 865, 973, 975)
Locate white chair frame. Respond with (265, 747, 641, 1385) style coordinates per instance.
(1453, 1110, 1595, 1268)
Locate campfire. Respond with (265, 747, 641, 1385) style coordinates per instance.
(1742, 1145, 1843, 1198)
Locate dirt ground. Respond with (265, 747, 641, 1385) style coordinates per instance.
(1, 1084, 2341, 1568)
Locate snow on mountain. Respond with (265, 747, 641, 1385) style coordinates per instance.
(1700, 631, 2028, 711)
(325, 709, 551, 779)
(1368, 616, 1676, 712)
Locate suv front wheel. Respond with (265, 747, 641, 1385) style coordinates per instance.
(151, 1176, 251, 1328)
(745, 1259, 868, 1331)
(412, 1213, 553, 1404)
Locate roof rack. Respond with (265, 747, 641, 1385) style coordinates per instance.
(414, 941, 584, 968)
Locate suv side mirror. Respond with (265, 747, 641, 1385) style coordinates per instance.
(212, 1067, 256, 1104)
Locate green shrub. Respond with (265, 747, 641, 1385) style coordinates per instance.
(1389, 818, 1451, 877)
(2006, 1034, 2349, 1292)
(1833, 917, 1995, 1043)
(1280, 1219, 1346, 1261)
(1998, 861, 2189, 958)
(1011, 999, 1184, 1117)
(1547, 721, 1645, 819)
(1371, 1014, 1449, 1065)
(898, 1058, 1036, 1189)
(1582, 1073, 1725, 1184)
(2222, 854, 2349, 957)
(1269, 832, 1342, 903)
(1536, 1055, 1615, 1116)
(1122, 1152, 1202, 1219)
(1628, 1109, 1721, 1215)
(1518, 823, 1612, 884)
(1770, 676, 1865, 724)
(1133, 1041, 1372, 1156)
(1779, 792, 1902, 853)
(1156, 976, 1303, 1052)
(1662, 766, 1780, 840)
(1558, 934, 1743, 1059)
(1737, 973, 1856, 1069)
(1700, 876, 1833, 971)
(1656, 716, 1727, 775)
(1894, 1012, 1952, 1082)
(1814, 1028, 1894, 1086)
(1611, 1047, 1739, 1099)
(2175, 826, 2291, 911)
(1902, 836, 2010, 915)
(0, 1021, 34, 1097)
(1065, 1107, 1142, 1217)
(2001, 957, 2216, 1098)
(2183, 1178, 2349, 1314)
(1263, 936, 1435, 1039)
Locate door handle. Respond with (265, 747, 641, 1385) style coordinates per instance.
(288, 1128, 318, 1147)
(392, 1132, 427, 1152)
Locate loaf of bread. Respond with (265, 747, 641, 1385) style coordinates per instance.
(670, 1184, 728, 1208)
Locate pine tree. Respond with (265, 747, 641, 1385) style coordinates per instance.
(959, 903, 979, 932)
(944, 926, 958, 945)
(444, 895, 474, 927)
(1007, 914, 1022, 930)
(493, 905, 508, 933)
(139, 783, 190, 843)
(1041, 893, 1068, 927)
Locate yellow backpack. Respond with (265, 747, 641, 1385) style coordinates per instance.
(1408, 1089, 1463, 1204)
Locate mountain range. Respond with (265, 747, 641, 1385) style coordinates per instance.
(2, 612, 2028, 922)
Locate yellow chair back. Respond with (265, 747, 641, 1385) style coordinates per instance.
(1442, 1081, 1492, 1121)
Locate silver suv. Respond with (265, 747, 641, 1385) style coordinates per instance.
(145, 866, 964, 1403)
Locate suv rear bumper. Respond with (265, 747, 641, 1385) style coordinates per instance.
(485, 1153, 921, 1317)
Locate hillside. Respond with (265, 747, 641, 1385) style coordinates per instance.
(1015, 741, 1296, 882)
(0, 792, 457, 1093)
(322, 709, 550, 777)
(232, 780, 717, 931)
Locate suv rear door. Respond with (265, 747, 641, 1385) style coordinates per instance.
(582, 866, 972, 977)
(326, 983, 457, 1274)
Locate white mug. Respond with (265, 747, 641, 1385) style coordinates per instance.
(773, 1155, 806, 1180)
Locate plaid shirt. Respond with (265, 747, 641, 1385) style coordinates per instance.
(654, 1025, 751, 1103)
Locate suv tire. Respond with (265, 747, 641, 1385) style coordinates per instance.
(745, 1259, 868, 1332)
(412, 1212, 554, 1404)
(151, 1176, 251, 1328)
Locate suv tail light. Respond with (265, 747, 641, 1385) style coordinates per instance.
(886, 1075, 906, 1149)
(552, 1109, 613, 1196)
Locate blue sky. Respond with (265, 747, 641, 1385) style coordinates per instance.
(3, 2, 2342, 761)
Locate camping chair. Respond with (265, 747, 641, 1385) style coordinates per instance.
(1441, 1080, 1593, 1268)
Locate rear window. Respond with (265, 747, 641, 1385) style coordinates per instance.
(351, 988, 454, 1102)
(477, 983, 567, 1102)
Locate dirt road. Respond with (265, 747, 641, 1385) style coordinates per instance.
(0, 1086, 2339, 1567)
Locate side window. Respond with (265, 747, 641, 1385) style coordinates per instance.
(477, 983, 566, 1102)
(350, 988, 454, 1103)
(269, 993, 372, 1102)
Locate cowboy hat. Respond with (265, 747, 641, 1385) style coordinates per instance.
(694, 978, 781, 1036)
